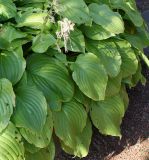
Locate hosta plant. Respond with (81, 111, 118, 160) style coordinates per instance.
(0, 0, 149, 159)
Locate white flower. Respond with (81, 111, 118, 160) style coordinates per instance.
(56, 18, 75, 52)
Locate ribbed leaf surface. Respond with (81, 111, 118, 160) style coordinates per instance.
(13, 86, 47, 133)
(0, 48, 26, 85)
(26, 54, 74, 110)
(53, 100, 87, 148)
(71, 53, 108, 101)
(20, 109, 53, 148)
(0, 123, 24, 160)
(0, 79, 15, 133)
(90, 95, 125, 137)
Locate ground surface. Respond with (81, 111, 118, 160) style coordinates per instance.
(55, 1, 149, 160)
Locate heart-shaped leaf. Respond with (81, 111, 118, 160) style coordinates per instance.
(71, 53, 108, 101)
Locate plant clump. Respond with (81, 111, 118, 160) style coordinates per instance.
(0, 0, 149, 159)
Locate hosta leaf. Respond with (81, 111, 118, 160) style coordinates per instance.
(26, 54, 74, 111)
(114, 39, 138, 78)
(0, 25, 27, 43)
(89, 3, 124, 34)
(0, 79, 15, 133)
(131, 62, 146, 86)
(120, 86, 129, 110)
(24, 141, 40, 154)
(86, 39, 121, 77)
(90, 95, 125, 137)
(0, 37, 9, 49)
(71, 53, 108, 101)
(20, 109, 53, 148)
(67, 29, 85, 53)
(0, 47, 26, 85)
(12, 86, 47, 133)
(21, 3, 45, 9)
(80, 24, 115, 40)
(32, 33, 56, 53)
(17, 0, 47, 5)
(74, 119, 92, 157)
(11, 38, 30, 50)
(61, 119, 92, 158)
(53, 100, 87, 148)
(16, 11, 51, 29)
(110, 0, 143, 27)
(74, 87, 91, 112)
(0, 0, 17, 21)
(105, 72, 122, 98)
(123, 27, 149, 51)
(0, 122, 24, 160)
(54, 0, 90, 24)
(25, 139, 55, 160)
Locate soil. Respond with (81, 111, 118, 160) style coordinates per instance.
(55, 1, 149, 160)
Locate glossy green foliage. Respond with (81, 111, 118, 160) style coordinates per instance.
(0, 0, 148, 159)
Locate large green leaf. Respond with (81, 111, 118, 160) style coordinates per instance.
(86, 39, 121, 77)
(20, 109, 53, 148)
(53, 100, 87, 148)
(0, 123, 24, 160)
(0, 25, 27, 43)
(0, 79, 15, 133)
(61, 119, 92, 158)
(25, 139, 55, 160)
(90, 95, 125, 137)
(54, 0, 90, 24)
(67, 29, 85, 53)
(0, 47, 26, 85)
(114, 39, 138, 78)
(26, 54, 74, 111)
(12, 85, 47, 133)
(89, 3, 124, 34)
(0, 0, 17, 21)
(80, 24, 115, 40)
(74, 87, 91, 112)
(105, 73, 122, 98)
(32, 33, 56, 53)
(16, 11, 51, 29)
(110, 0, 143, 27)
(71, 53, 108, 101)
